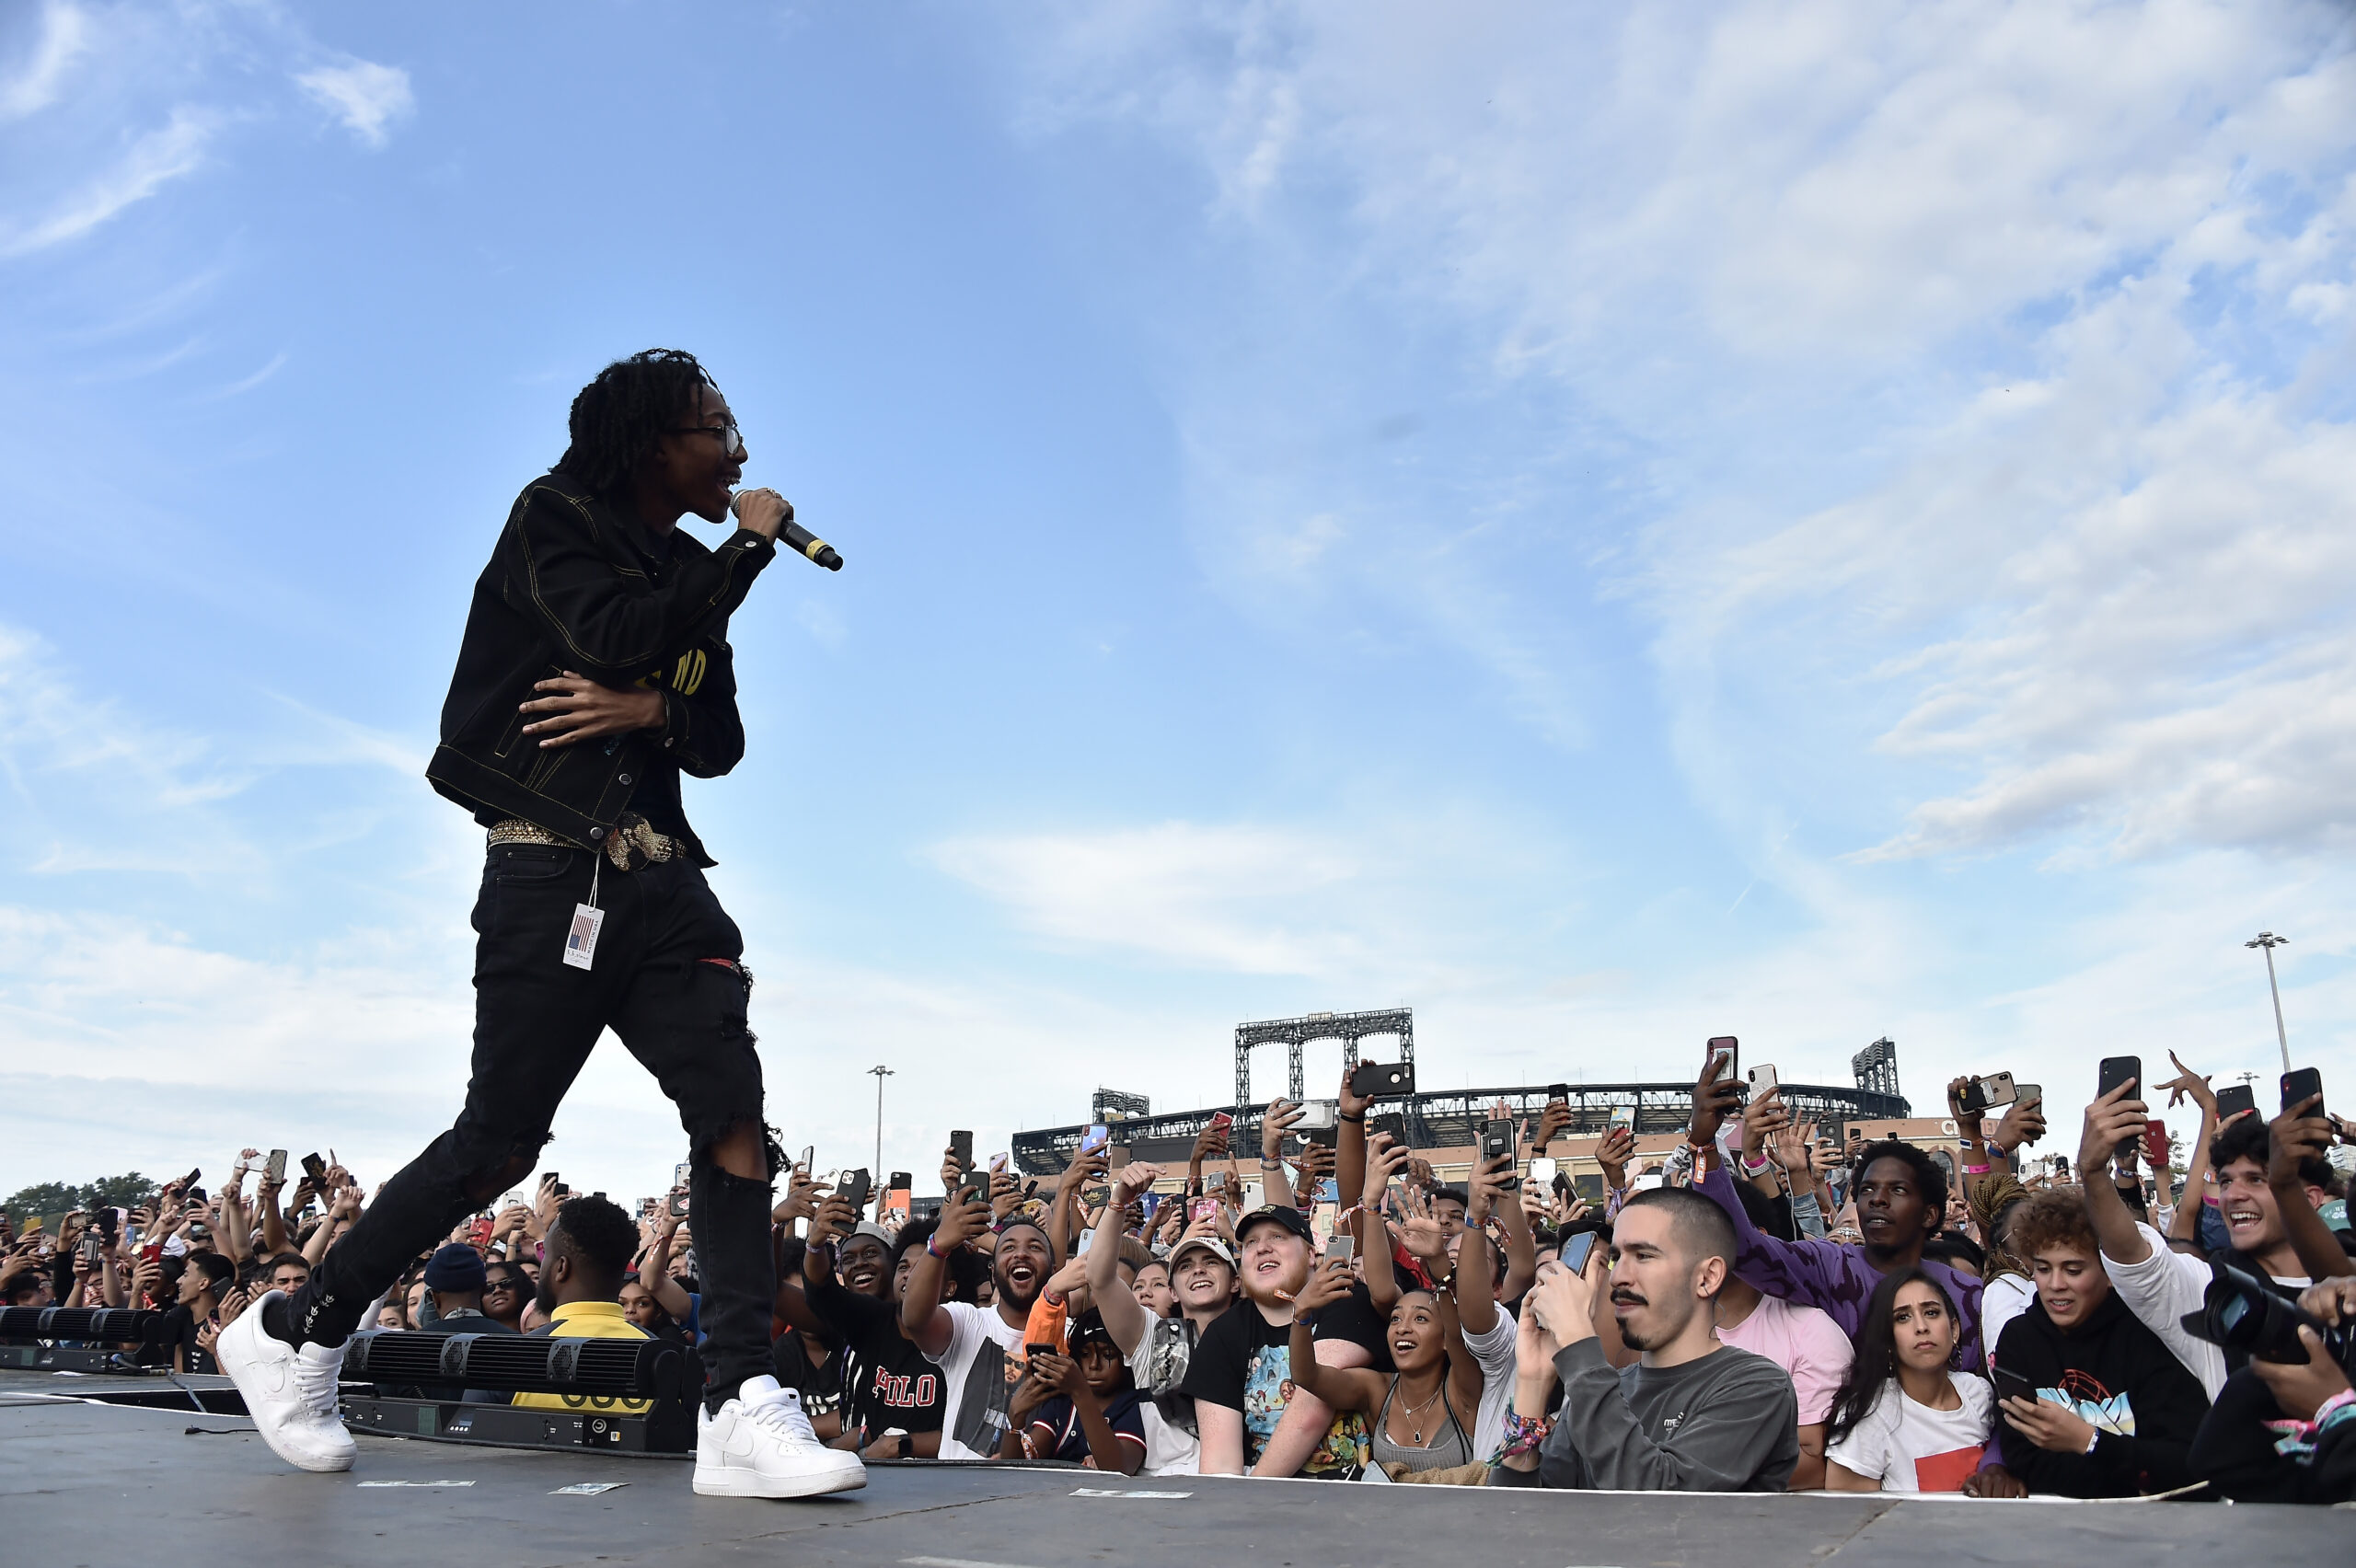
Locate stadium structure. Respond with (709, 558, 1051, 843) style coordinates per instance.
(1009, 1008, 1916, 1179)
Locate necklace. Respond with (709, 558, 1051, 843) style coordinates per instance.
(1392, 1377, 1444, 1445)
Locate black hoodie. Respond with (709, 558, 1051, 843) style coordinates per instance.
(1992, 1288, 2207, 1496)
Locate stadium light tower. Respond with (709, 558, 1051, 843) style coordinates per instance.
(868, 1065, 894, 1177)
(2245, 932, 2291, 1072)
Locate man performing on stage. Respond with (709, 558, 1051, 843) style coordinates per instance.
(216, 348, 863, 1500)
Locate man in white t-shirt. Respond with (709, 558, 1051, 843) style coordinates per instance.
(2077, 1082, 2336, 1396)
(1714, 1273, 1853, 1489)
(900, 1186, 1052, 1459)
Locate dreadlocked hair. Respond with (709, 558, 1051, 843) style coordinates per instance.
(553, 348, 715, 496)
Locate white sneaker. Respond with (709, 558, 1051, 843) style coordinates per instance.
(214, 1291, 357, 1473)
(694, 1375, 867, 1498)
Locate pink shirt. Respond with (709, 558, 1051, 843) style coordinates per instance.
(1716, 1290, 1854, 1426)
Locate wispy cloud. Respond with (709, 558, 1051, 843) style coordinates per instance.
(295, 59, 414, 148)
(0, 106, 216, 257)
(0, 0, 89, 122)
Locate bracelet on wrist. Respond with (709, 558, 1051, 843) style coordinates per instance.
(1337, 1111, 1366, 1124)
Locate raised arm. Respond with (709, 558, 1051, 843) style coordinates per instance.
(2077, 1081, 2155, 1265)
(641, 1210, 695, 1320)
(1458, 1154, 1509, 1337)
(1281, 1264, 1388, 1419)
(2158, 1053, 2224, 1253)
(1258, 1101, 1304, 1211)
(1358, 1136, 1409, 1316)
(1050, 1146, 1109, 1266)
(1334, 1066, 1374, 1213)
(1090, 1161, 1160, 1356)
(2271, 1095, 2356, 1280)
(902, 1187, 989, 1359)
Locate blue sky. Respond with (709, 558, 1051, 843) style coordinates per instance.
(4, 1, 2353, 1204)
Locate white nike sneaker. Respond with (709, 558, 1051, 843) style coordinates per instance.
(214, 1291, 357, 1473)
(694, 1375, 867, 1498)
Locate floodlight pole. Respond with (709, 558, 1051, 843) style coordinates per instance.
(2245, 932, 2291, 1073)
(868, 1065, 894, 1180)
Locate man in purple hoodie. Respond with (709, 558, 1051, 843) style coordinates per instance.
(1687, 1064, 2022, 1496)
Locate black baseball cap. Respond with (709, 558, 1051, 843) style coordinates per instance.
(1236, 1205, 1314, 1245)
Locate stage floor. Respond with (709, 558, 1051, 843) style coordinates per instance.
(1, 1368, 2346, 1566)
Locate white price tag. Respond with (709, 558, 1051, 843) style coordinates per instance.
(563, 903, 605, 970)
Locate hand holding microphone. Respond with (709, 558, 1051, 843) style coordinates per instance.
(729, 489, 842, 571)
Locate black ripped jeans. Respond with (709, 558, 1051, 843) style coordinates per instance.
(286, 844, 777, 1401)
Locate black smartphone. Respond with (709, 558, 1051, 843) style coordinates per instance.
(1025, 1343, 1057, 1361)
(889, 1171, 912, 1193)
(838, 1169, 872, 1213)
(949, 1130, 974, 1172)
(181, 1167, 202, 1191)
(1559, 1230, 1600, 1274)
(301, 1152, 327, 1184)
(95, 1207, 118, 1240)
(1349, 1061, 1415, 1099)
(2215, 1083, 2257, 1121)
(667, 1189, 689, 1218)
(1546, 1082, 1572, 1103)
(1481, 1118, 1519, 1193)
(2096, 1056, 2141, 1161)
(1991, 1364, 2036, 1408)
(2282, 1067, 2325, 1122)
(1704, 1037, 1738, 1082)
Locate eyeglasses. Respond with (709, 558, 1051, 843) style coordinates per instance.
(672, 421, 745, 457)
(483, 1276, 522, 1292)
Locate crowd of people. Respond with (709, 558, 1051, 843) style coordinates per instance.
(6, 1047, 2353, 1505)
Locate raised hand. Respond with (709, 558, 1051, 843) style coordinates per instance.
(1294, 1257, 1356, 1314)
(1595, 1124, 1635, 1190)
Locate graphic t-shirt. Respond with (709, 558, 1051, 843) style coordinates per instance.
(806, 1277, 944, 1439)
(1824, 1375, 1993, 1493)
(923, 1299, 1027, 1460)
(1178, 1287, 1391, 1479)
(1123, 1311, 1205, 1476)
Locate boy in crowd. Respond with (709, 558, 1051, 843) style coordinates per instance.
(1181, 1205, 1391, 1479)
(1990, 1189, 2206, 1496)
(1002, 1309, 1148, 1472)
(1495, 1188, 1799, 1491)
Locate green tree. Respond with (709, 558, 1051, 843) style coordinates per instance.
(82, 1173, 159, 1211)
(2, 1182, 80, 1220)
(2, 1173, 162, 1222)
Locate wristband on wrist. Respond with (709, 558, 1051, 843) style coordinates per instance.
(1337, 1110, 1366, 1123)
(1963, 1161, 1992, 1175)
(1738, 1153, 1773, 1177)
(925, 1235, 944, 1259)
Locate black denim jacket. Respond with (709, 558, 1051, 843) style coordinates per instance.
(425, 469, 776, 865)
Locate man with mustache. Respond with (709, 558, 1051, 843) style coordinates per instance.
(1493, 1187, 1798, 1490)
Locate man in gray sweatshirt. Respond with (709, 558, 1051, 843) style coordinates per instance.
(1493, 1187, 1798, 1491)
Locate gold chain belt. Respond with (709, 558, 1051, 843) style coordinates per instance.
(487, 814, 681, 872)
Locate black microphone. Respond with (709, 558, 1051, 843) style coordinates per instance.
(729, 491, 842, 571)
